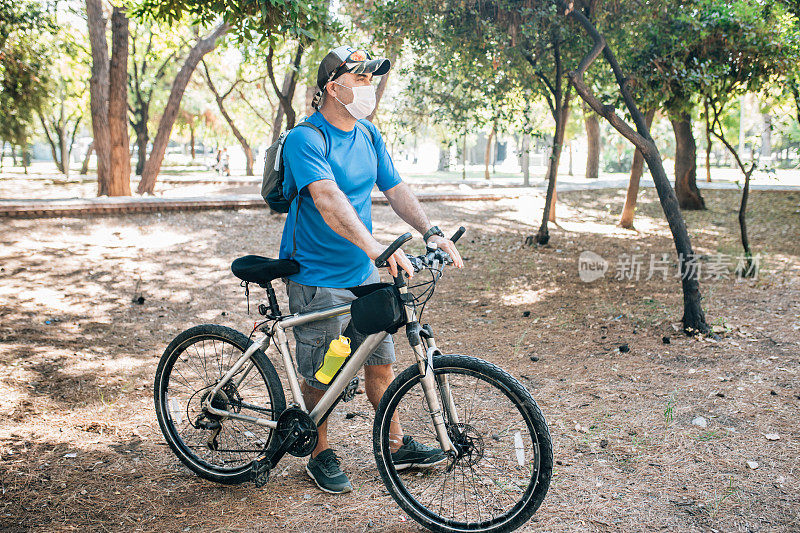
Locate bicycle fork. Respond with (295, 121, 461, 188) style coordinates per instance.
(400, 287, 457, 455)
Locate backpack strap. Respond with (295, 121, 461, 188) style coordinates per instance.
(285, 121, 328, 259)
(296, 121, 328, 157)
(355, 120, 374, 146)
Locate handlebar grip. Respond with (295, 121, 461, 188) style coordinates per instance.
(375, 232, 413, 267)
(450, 226, 466, 243)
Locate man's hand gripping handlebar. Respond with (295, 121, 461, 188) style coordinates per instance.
(374, 227, 466, 277)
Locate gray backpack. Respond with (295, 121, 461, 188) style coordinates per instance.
(261, 120, 373, 213)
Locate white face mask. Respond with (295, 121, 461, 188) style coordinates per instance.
(333, 81, 376, 120)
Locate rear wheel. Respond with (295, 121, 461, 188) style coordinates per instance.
(154, 324, 286, 484)
(373, 355, 552, 533)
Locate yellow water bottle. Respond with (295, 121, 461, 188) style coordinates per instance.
(315, 335, 351, 384)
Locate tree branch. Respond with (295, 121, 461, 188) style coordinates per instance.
(68, 116, 82, 155)
(708, 100, 753, 175)
(236, 87, 273, 126)
(523, 54, 556, 115)
(559, 1, 651, 139)
(791, 80, 800, 125)
(265, 47, 285, 103)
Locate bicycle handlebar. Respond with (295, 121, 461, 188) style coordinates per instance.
(450, 226, 466, 243)
(375, 232, 413, 267)
(375, 227, 467, 271)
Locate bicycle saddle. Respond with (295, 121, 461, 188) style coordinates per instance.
(231, 255, 300, 286)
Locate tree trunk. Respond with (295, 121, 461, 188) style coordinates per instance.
(437, 140, 450, 171)
(215, 96, 254, 175)
(559, 1, 709, 335)
(619, 109, 655, 229)
(704, 98, 712, 182)
(190, 122, 196, 160)
(60, 102, 72, 178)
(271, 105, 285, 144)
(21, 144, 29, 174)
(708, 106, 758, 278)
(584, 102, 600, 179)
(737, 168, 756, 277)
(567, 141, 573, 176)
(492, 135, 498, 174)
(461, 133, 467, 180)
(137, 23, 229, 194)
(268, 43, 304, 143)
(521, 134, 530, 186)
(134, 123, 148, 175)
(305, 84, 316, 118)
(86, 0, 111, 195)
(761, 113, 772, 160)
(484, 120, 496, 180)
(39, 112, 63, 173)
(203, 62, 254, 175)
(536, 88, 571, 244)
(671, 111, 705, 210)
(107, 7, 131, 196)
(368, 50, 399, 122)
(80, 141, 94, 175)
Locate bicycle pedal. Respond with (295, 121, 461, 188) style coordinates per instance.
(341, 376, 359, 402)
(251, 459, 271, 487)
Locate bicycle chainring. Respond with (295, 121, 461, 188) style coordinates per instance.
(276, 407, 318, 457)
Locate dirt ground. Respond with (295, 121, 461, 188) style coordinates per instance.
(1, 187, 799, 532)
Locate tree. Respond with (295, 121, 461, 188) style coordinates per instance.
(623, 1, 792, 211)
(696, 1, 793, 276)
(516, 10, 583, 243)
(136, 22, 230, 194)
(128, 22, 186, 175)
(551, 0, 712, 333)
(36, 23, 89, 177)
(132, 0, 332, 192)
(0, 1, 54, 163)
(201, 58, 264, 175)
(86, 0, 131, 196)
(266, 42, 304, 143)
(582, 103, 600, 179)
(618, 109, 655, 229)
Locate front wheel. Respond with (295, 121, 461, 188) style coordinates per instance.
(373, 355, 552, 533)
(154, 324, 286, 484)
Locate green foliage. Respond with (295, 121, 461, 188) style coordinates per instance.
(627, 0, 796, 113)
(131, 0, 332, 45)
(368, 0, 587, 146)
(0, 0, 56, 146)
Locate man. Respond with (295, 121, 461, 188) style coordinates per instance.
(278, 46, 463, 494)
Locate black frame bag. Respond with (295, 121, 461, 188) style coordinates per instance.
(350, 284, 406, 335)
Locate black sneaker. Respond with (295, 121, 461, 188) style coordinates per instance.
(306, 449, 352, 494)
(391, 436, 447, 470)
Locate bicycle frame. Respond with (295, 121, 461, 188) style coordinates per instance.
(201, 281, 457, 453)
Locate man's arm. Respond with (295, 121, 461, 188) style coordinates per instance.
(383, 182, 464, 268)
(382, 182, 431, 235)
(307, 179, 414, 277)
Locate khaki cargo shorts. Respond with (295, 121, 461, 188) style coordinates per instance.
(286, 269, 396, 390)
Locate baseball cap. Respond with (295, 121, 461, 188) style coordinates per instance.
(316, 45, 391, 91)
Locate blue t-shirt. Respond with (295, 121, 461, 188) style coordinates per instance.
(278, 112, 402, 288)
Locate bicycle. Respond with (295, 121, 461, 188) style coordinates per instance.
(154, 227, 552, 533)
